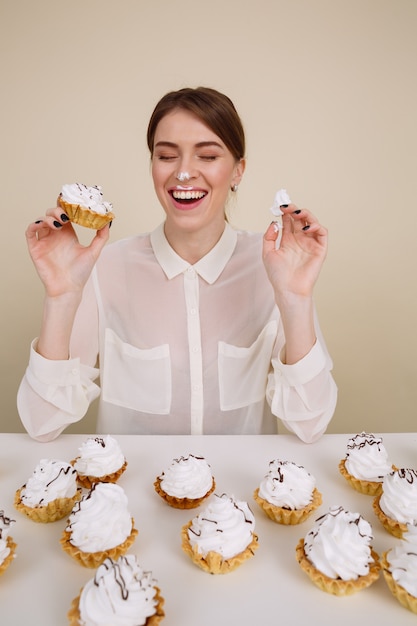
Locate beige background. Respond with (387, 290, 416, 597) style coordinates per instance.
(1, 0, 416, 435)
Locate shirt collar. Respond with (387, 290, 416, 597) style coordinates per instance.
(150, 222, 237, 284)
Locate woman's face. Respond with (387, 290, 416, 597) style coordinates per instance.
(151, 109, 245, 236)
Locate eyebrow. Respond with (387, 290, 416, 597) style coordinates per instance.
(154, 140, 225, 150)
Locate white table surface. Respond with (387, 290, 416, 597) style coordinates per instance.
(0, 432, 416, 625)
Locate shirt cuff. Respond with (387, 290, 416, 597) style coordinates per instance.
(29, 339, 98, 385)
(272, 339, 327, 386)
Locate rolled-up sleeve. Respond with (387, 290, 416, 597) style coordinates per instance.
(17, 339, 100, 442)
(266, 339, 338, 443)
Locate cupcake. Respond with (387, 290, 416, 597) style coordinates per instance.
(181, 493, 259, 574)
(72, 435, 127, 489)
(381, 523, 417, 614)
(154, 454, 215, 509)
(296, 505, 380, 595)
(253, 459, 322, 524)
(68, 555, 165, 625)
(60, 482, 137, 568)
(58, 183, 114, 229)
(14, 458, 81, 523)
(373, 468, 417, 538)
(0, 511, 17, 577)
(339, 432, 393, 495)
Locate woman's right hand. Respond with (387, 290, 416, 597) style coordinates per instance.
(25, 206, 110, 298)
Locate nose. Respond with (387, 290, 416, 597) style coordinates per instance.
(176, 157, 197, 182)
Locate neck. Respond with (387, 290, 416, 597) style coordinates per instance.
(163, 219, 226, 264)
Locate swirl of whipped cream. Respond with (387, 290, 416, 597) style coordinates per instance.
(387, 523, 417, 597)
(20, 459, 78, 507)
(67, 483, 132, 553)
(0, 511, 15, 565)
(270, 188, 291, 217)
(60, 183, 113, 215)
(187, 493, 255, 559)
(258, 460, 316, 509)
(78, 555, 158, 626)
(304, 505, 374, 580)
(344, 432, 391, 481)
(379, 468, 417, 524)
(159, 454, 213, 498)
(74, 435, 125, 477)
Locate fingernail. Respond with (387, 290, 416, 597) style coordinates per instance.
(109, 220, 113, 228)
(280, 204, 288, 208)
(302, 224, 310, 231)
(293, 209, 302, 214)
(35, 220, 43, 224)
(53, 220, 63, 228)
(60, 213, 69, 222)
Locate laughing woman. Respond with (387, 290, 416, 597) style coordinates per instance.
(18, 87, 337, 442)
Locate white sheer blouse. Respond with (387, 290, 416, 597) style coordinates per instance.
(17, 222, 337, 442)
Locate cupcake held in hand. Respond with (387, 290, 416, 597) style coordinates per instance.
(154, 454, 215, 509)
(14, 458, 81, 523)
(58, 183, 114, 230)
(60, 482, 137, 568)
(72, 435, 127, 489)
(0, 510, 17, 577)
(254, 459, 322, 524)
(296, 505, 380, 595)
(68, 555, 165, 625)
(181, 493, 259, 574)
(339, 432, 393, 496)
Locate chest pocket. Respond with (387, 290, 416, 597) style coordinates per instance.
(218, 320, 277, 411)
(102, 328, 171, 414)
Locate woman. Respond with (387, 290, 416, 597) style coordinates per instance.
(19, 87, 337, 442)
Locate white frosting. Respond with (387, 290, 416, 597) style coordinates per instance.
(187, 493, 255, 559)
(270, 188, 291, 217)
(74, 435, 125, 477)
(60, 183, 113, 215)
(159, 454, 213, 498)
(258, 460, 316, 509)
(0, 511, 15, 566)
(78, 555, 159, 626)
(344, 432, 392, 481)
(67, 483, 132, 553)
(379, 468, 417, 524)
(20, 459, 78, 507)
(387, 523, 417, 597)
(304, 505, 374, 580)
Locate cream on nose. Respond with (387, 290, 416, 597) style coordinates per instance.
(176, 171, 190, 182)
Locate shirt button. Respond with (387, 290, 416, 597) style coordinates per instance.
(190, 308, 197, 315)
(192, 346, 199, 353)
(71, 368, 79, 376)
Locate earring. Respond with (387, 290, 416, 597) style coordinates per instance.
(231, 184, 238, 192)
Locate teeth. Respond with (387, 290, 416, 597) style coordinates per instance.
(172, 190, 206, 200)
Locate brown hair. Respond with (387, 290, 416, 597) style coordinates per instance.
(147, 87, 246, 162)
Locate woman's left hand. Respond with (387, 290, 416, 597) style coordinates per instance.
(262, 204, 328, 302)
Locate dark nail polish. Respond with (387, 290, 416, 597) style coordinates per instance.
(280, 204, 288, 208)
(60, 213, 69, 222)
(109, 220, 113, 228)
(293, 209, 302, 215)
(302, 224, 310, 231)
(53, 220, 62, 228)
(35, 220, 43, 224)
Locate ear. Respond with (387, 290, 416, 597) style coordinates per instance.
(232, 158, 246, 187)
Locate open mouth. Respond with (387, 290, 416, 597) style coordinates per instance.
(170, 189, 207, 204)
